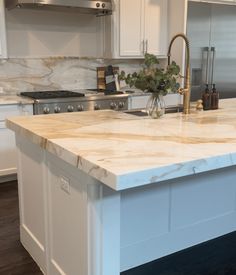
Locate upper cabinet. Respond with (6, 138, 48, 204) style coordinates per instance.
(103, 0, 168, 58)
(0, 0, 7, 58)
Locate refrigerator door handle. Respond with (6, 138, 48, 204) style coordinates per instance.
(210, 47, 216, 86)
(205, 46, 211, 85)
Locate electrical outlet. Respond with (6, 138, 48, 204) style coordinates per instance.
(60, 176, 70, 194)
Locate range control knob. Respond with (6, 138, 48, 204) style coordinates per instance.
(118, 102, 125, 109)
(67, 105, 74, 112)
(110, 102, 117, 110)
(102, 3, 106, 8)
(43, 107, 50, 114)
(94, 104, 101, 110)
(54, 106, 61, 113)
(77, 105, 84, 112)
(96, 2, 100, 7)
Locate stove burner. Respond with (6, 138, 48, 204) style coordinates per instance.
(20, 90, 85, 99)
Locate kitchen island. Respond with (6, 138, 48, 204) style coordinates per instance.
(6, 99, 236, 275)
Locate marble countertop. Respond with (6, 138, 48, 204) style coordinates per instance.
(6, 98, 236, 191)
(0, 95, 34, 105)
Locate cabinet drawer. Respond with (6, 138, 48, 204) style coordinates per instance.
(130, 95, 149, 109)
(0, 105, 21, 121)
(0, 120, 6, 129)
(0, 127, 17, 172)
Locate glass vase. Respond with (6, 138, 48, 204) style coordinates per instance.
(146, 94, 165, 119)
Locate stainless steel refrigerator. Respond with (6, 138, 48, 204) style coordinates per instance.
(187, 1, 236, 101)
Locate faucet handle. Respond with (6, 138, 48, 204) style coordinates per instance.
(178, 87, 188, 95)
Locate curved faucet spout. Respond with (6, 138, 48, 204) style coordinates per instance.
(168, 33, 191, 115)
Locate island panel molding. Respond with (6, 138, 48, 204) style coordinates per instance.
(16, 137, 48, 273)
(13, 134, 236, 274)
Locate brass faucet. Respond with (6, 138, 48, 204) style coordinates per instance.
(167, 33, 191, 115)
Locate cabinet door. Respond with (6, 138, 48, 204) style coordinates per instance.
(0, 0, 7, 58)
(0, 104, 33, 178)
(144, 0, 168, 56)
(0, 123, 17, 176)
(119, 0, 144, 57)
(210, 4, 236, 98)
(187, 1, 212, 101)
(129, 95, 149, 110)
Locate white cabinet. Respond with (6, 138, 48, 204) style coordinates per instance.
(0, 104, 33, 182)
(0, 0, 7, 58)
(128, 94, 182, 110)
(128, 95, 149, 110)
(104, 0, 168, 58)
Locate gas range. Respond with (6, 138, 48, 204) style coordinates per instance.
(20, 90, 129, 115)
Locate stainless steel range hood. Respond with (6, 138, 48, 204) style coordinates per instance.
(5, 0, 112, 16)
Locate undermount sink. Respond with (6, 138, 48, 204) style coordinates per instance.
(124, 105, 184, 117)
(124, 110, 148, 117)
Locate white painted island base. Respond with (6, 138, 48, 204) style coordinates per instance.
(16, 136, 236, 275)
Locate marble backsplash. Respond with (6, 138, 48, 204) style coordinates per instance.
(0, 57, 166, 95)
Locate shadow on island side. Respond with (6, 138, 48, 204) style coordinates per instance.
(121, 231, 236, 275)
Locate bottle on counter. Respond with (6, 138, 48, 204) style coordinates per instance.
(211, 84, 219, 110)
(202, 84, 211, 110)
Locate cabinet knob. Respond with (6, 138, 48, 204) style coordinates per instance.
(67, 105, 74, 112)
(110, 102, 117, 110)
(54, 106, 61, 113)
(118, 102, 125, 109)
(77, 105, 84, 112)
(43, 107, 50, 114)
(94, 104, 100, 110)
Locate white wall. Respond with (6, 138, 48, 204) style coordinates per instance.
(5, 8, 103, 58)
(168, 0, 188, 77)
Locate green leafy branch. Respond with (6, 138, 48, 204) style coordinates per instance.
(119, 53, 181, 96)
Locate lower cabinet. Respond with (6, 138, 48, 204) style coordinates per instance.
(128, 93, 182, 110)
(0, 104, 33, 182)
(128, 95, 150, 110)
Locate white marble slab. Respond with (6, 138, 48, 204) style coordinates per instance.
(0, 57, 145, 95)
(6, 99, 236, 191)
(0, 95, 34, 105)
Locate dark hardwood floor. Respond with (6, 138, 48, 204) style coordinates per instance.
(1, 180, 236, 275)
(122, 232, 236, 275)
(0, 180, 43, 275)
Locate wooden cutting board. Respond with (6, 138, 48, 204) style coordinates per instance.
(97, 66, 119, 90)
